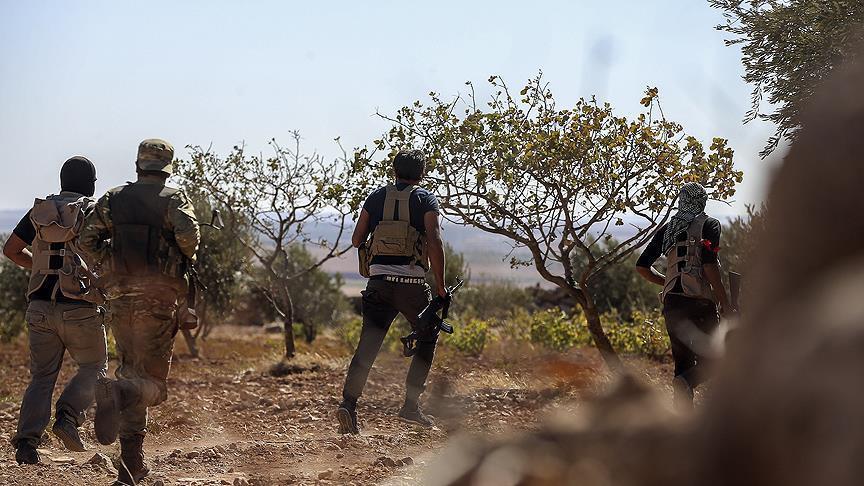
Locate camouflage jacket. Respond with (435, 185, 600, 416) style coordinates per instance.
(79, 175, 200, 294)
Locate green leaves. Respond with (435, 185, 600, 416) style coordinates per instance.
(711, 0, 864, 157)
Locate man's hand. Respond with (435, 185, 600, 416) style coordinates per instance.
(424, 211, 446, 296)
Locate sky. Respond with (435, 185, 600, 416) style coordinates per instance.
(0, 0, 782, 214)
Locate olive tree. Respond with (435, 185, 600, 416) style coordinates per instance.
(357, 75, 740, 369)
(178, 132, 364, 359)
(710, 0, 864, 157)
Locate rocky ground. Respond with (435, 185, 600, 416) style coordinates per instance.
(0, 326, 673, 485)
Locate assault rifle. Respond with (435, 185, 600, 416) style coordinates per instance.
(401, 277, 464, 357)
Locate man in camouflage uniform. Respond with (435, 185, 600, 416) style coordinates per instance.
(79, 139, 199, 485)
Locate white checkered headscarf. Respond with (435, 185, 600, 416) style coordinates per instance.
(663, 182, 708, 253)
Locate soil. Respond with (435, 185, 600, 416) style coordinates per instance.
(0, 326, 673, 485)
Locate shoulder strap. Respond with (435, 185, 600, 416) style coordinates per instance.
(382, 184, 417, 222)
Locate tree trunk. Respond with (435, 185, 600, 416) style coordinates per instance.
(579, 288, 623, 372)
(277, 285, 296, 359)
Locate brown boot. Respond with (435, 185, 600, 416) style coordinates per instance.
(116, 435, 149, 485)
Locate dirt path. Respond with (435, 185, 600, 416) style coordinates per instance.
(0, 326, 673, 485)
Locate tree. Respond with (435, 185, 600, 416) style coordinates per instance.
(175, 186, 250, 356)
(357, 74, 740, 369)
(572, 237, 659, 318)
(267, 244, 349, 343)
(177, 132, 364, 359)
(0, 239, 28, 342)
(710, 0, 864, 157)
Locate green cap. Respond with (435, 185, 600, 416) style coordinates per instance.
(136, 138, 174, 174)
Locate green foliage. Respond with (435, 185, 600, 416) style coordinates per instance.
(506, 306, 669, 357)
(427, 242, 470, 289)
(453, 281, 536, 319)
(572, 237, 659, 318)
(0, 250, 28, 342)
(603, 308, 669, 358)
(719, 204, 766, 274)
(525, 308, 583, 352)
(443, 317, 491, 356)
(248, 245, 349, 342)
(710, 0, 864, 157)
(180, 185, 249, 332)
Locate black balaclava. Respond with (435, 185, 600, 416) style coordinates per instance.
(60, 156, 97, 197)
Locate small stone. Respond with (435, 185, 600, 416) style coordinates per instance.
(233, 478, 249, 486)
(86, 453, 111, 466)
(336, 453, 344, 459)
(400, 456, 414, 466)
(152, 480, 165, 486)
(377, 456, 398, 467)
(185, 450, 200, 459)
(51, 455, 75, 465)
(318, 469, 334, 480)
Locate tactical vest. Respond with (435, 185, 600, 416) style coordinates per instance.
(661, 214, 716, 303)
(28, 193, 104, 304)
(367, 184, 429, 270)
(107, 183, 187, 285)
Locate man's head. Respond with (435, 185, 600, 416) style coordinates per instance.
(60, 156, 97, 197)
(678, 182, 708, 215)
(393, 149, 426, 183)
(136, 138, 174, 176)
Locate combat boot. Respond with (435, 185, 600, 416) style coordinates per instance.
(116, 435, 149, 485)
(15, 442, 39, 465)
(398, 401, 434, 427)
(94, 377, 120, 445)
(336, 400, 359, 435)
(52, 411, 86, 452)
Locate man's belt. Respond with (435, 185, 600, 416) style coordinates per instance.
(370, 275, 426, 285)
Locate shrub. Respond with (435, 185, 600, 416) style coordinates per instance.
(454, 281, 536, 320)
(601, 308, 669, 358)
(444, 317, 492, 356)
(0, 252, 28, 342)
(525, 308, 585, 352)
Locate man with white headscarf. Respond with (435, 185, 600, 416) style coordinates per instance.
(635, 182, 733, 408)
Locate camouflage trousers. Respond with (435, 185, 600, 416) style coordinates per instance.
(13, 300, 108, 447)
(107, 291, 179, 439)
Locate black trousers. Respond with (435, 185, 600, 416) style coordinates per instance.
(342, 279, 436, 407)
(662, 294, 720, 387)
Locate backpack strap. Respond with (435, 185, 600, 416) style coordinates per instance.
(382, 184, 416, 222)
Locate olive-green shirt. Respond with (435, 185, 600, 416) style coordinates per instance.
(79, 175, 200, 268)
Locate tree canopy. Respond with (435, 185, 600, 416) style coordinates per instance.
(711, 0, 864, 157)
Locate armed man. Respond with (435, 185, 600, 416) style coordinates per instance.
(635, 182, 734, 408)
(336, 149, 447, 434)
(3, 157, 107, 465)
(79, 139, 200, 485)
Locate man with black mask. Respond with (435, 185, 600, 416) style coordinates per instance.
(3, 157, 108, 464)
